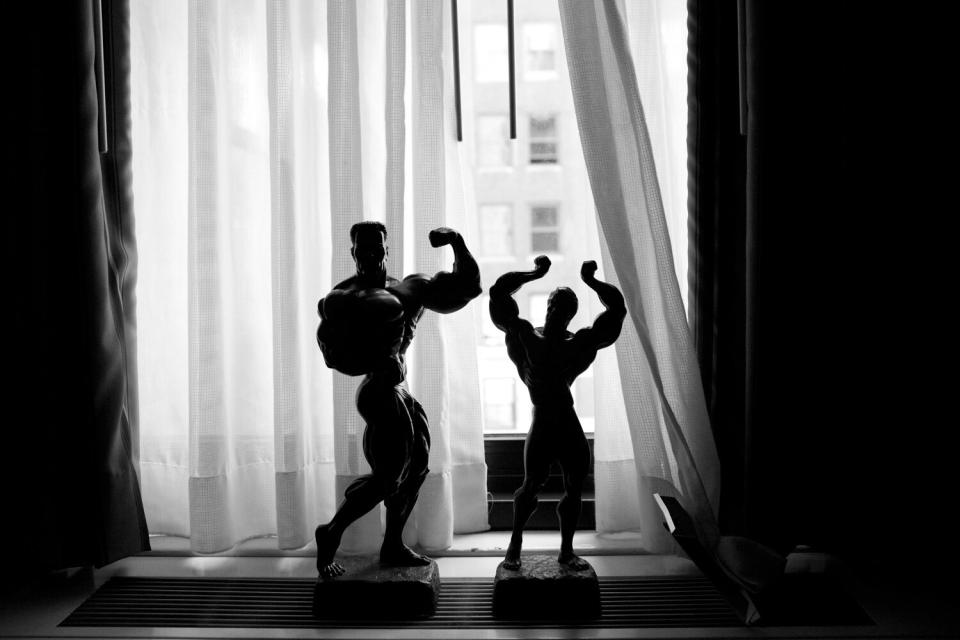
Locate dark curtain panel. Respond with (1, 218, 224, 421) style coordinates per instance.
(2, 0, 149, 576)
(688, 0, 858, 554)
(688, 0, 955, 587)
(686, 0, 750, 542)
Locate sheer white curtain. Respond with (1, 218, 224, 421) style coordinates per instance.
(560, 0, 722, 553)
(132, 0, 488, 554)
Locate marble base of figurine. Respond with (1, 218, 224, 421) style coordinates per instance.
(493, 555, 601, 619)
(312, 556, 440, 619)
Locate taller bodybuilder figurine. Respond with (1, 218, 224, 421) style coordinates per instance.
(489, 256, 625, 570)
(315, 222, 481, 578)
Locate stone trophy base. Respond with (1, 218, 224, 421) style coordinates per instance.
(312, 556, 440, 619)
(493, 554, 601, 619)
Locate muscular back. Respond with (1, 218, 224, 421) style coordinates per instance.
(505, 321, 598, 407)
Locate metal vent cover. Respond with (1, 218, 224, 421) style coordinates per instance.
(61, 575, 869, 629)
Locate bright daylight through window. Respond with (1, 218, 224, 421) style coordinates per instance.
(467, 0, 687, 435)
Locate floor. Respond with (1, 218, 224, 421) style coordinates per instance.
(1, 533, 958, 639)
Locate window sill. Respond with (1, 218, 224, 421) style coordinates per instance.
(142, 530, 646, 558)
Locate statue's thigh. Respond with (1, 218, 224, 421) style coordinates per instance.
(359, 389, 411, 479)
(558, 431, 591, 487)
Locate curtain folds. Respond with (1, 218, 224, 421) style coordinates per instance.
(559, 0, 720, 553)
(4, 0, 150, 573)
(133, 0, 488, 554)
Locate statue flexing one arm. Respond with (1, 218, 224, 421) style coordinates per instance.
(315, 222, 482, 578)
(489, 256, 626, 570)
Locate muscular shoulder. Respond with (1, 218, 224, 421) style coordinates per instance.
(332, 275, 358, 291)
(389, 273, 430, 298)
(571, 327, 601, 351)
(508, 318, 536, 341)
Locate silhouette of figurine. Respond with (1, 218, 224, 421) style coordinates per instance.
(315, 221, 482, 578)
(489, 256, 626, 570)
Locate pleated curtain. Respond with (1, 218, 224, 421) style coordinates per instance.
(559, 0, 722, 553)
(132, 0, 488, 554)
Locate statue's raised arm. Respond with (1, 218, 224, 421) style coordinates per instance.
(402, 227, 482, 313)
(573, 260, 626, 350)
(489, 255, 551, 333)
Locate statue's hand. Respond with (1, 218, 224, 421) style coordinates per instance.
(533, 255, 551, 277)
(580, 260, 598, 282)
(429, 227, 459, 248)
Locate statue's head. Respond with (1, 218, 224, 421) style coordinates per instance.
(350, 221, 388, 278)
(544, 286, 578, 334)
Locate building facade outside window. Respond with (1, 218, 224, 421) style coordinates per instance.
(523, 23, 558, 81)
(483, 378, 517, 432)
(469, 3, 601, 435)
(479, 204, 515, 259)
(476, 114, 513, 168)
(530, 204, 560, 254)
(528, 114, 558, 164)
(474, 24, 508, 83)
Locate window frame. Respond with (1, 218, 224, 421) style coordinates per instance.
(527, 113, 560, 165)
(529, 202, 561, 255)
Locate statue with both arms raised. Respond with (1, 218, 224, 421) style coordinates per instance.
(314, 222, 482, 578)
(489, 255, 626, 570)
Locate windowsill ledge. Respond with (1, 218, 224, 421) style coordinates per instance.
(142, 530, 646, 558)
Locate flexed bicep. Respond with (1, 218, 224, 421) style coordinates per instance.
(576, 260, 626, 350)
(417, 228, 482, 313)
(489, 255, 551, 332)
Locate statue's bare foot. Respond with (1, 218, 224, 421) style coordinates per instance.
(315, 524, 344, 578)
(558, 551, 590, 571)
(502, 542, 522, 571)
(380, 544, 432, 567)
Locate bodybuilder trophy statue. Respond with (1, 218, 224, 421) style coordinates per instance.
(489, 256, 625, 572)
(314, 222, 481, 579)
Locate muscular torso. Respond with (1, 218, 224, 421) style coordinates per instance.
(317, 274, 430, 382)
(505, 323, 597, 408)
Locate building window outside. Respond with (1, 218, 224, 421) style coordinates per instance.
(529, 114, 558, 164)
(530, 204, 560, 254)
(476, 115, 512, 168)
(483, 377, 516, 432)
(479, 204, 514, 259)
(474, 24, 508, 83)
(523, 23, 558, 81)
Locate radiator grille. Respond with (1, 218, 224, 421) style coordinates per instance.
(62, 576, 740, 629)
(61, 575, 869, 629)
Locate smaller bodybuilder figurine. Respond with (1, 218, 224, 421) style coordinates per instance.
(489, 256, 626, 570)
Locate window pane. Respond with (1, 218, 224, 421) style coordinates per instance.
(531, 206, 558, 228)
(479, 295, 504, 345)
(479, 204, 514, 257)
(477, 115, 511, 167)
(483, 378, 516, 432)
(531, 231, 559, 253)
(529, 115, 558, 164)
(474, 24, 508, 83)
(524, 23, 557, 79)
(529, 293, 548, 327)
(530, 115, 556, 137)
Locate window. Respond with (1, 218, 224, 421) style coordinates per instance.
(483, 378, 516, 432)
(530, 204, 560, 253)
(474, 24, 508, 83)
(479, 204, 514, 258)
(529, 293, 548, 328)
(476, 115, 512, 168)
(523, 23, 558, 80)
(479, 295, 503, 345)
(528, 114, 558, 164)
